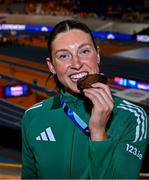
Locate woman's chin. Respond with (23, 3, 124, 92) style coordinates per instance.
(66, 87, 80, 94)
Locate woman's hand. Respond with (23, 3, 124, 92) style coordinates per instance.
(83, 82, 114, 141)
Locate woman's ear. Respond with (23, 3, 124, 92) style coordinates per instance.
(46, 57, 56, 74)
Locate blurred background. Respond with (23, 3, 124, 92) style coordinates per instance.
(0, 0, 149, 179)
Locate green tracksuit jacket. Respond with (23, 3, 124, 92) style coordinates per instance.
(22, 91, 148, 179)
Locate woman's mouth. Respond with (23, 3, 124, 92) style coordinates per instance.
(69, 72, 88, 82)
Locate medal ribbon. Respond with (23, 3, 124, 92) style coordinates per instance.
(60, 98, 90, 136)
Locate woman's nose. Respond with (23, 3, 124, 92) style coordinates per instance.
(70, 55, 82, 69)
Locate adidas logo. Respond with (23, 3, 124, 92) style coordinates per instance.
(36, 127, 56, 142)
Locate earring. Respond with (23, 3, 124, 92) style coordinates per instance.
(97, 55, 100, 62)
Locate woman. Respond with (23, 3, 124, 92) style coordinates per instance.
(21, 20, 148, 179)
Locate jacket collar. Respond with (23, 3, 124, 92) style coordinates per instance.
(51, 90, 84, 110)
(51, 94, 61, 110)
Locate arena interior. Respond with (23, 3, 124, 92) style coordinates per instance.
(0, 0, 149, 178)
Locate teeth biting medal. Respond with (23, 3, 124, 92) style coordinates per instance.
(77, 73, 107, 91)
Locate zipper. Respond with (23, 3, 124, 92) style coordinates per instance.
(69, 100, 78, 178)
(69, 125, 76, 178)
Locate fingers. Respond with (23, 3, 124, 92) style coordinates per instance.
(83, 89, 113, 112)
(91, 82, 113, 102)
(83, 82, 114, 110)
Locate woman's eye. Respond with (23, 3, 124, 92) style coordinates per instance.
(60, 54, 67, 59)
(80, 48, 91, 56)
(58, 53, 70, 60)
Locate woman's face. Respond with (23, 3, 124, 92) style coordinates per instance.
(47, 29, 100, 93)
